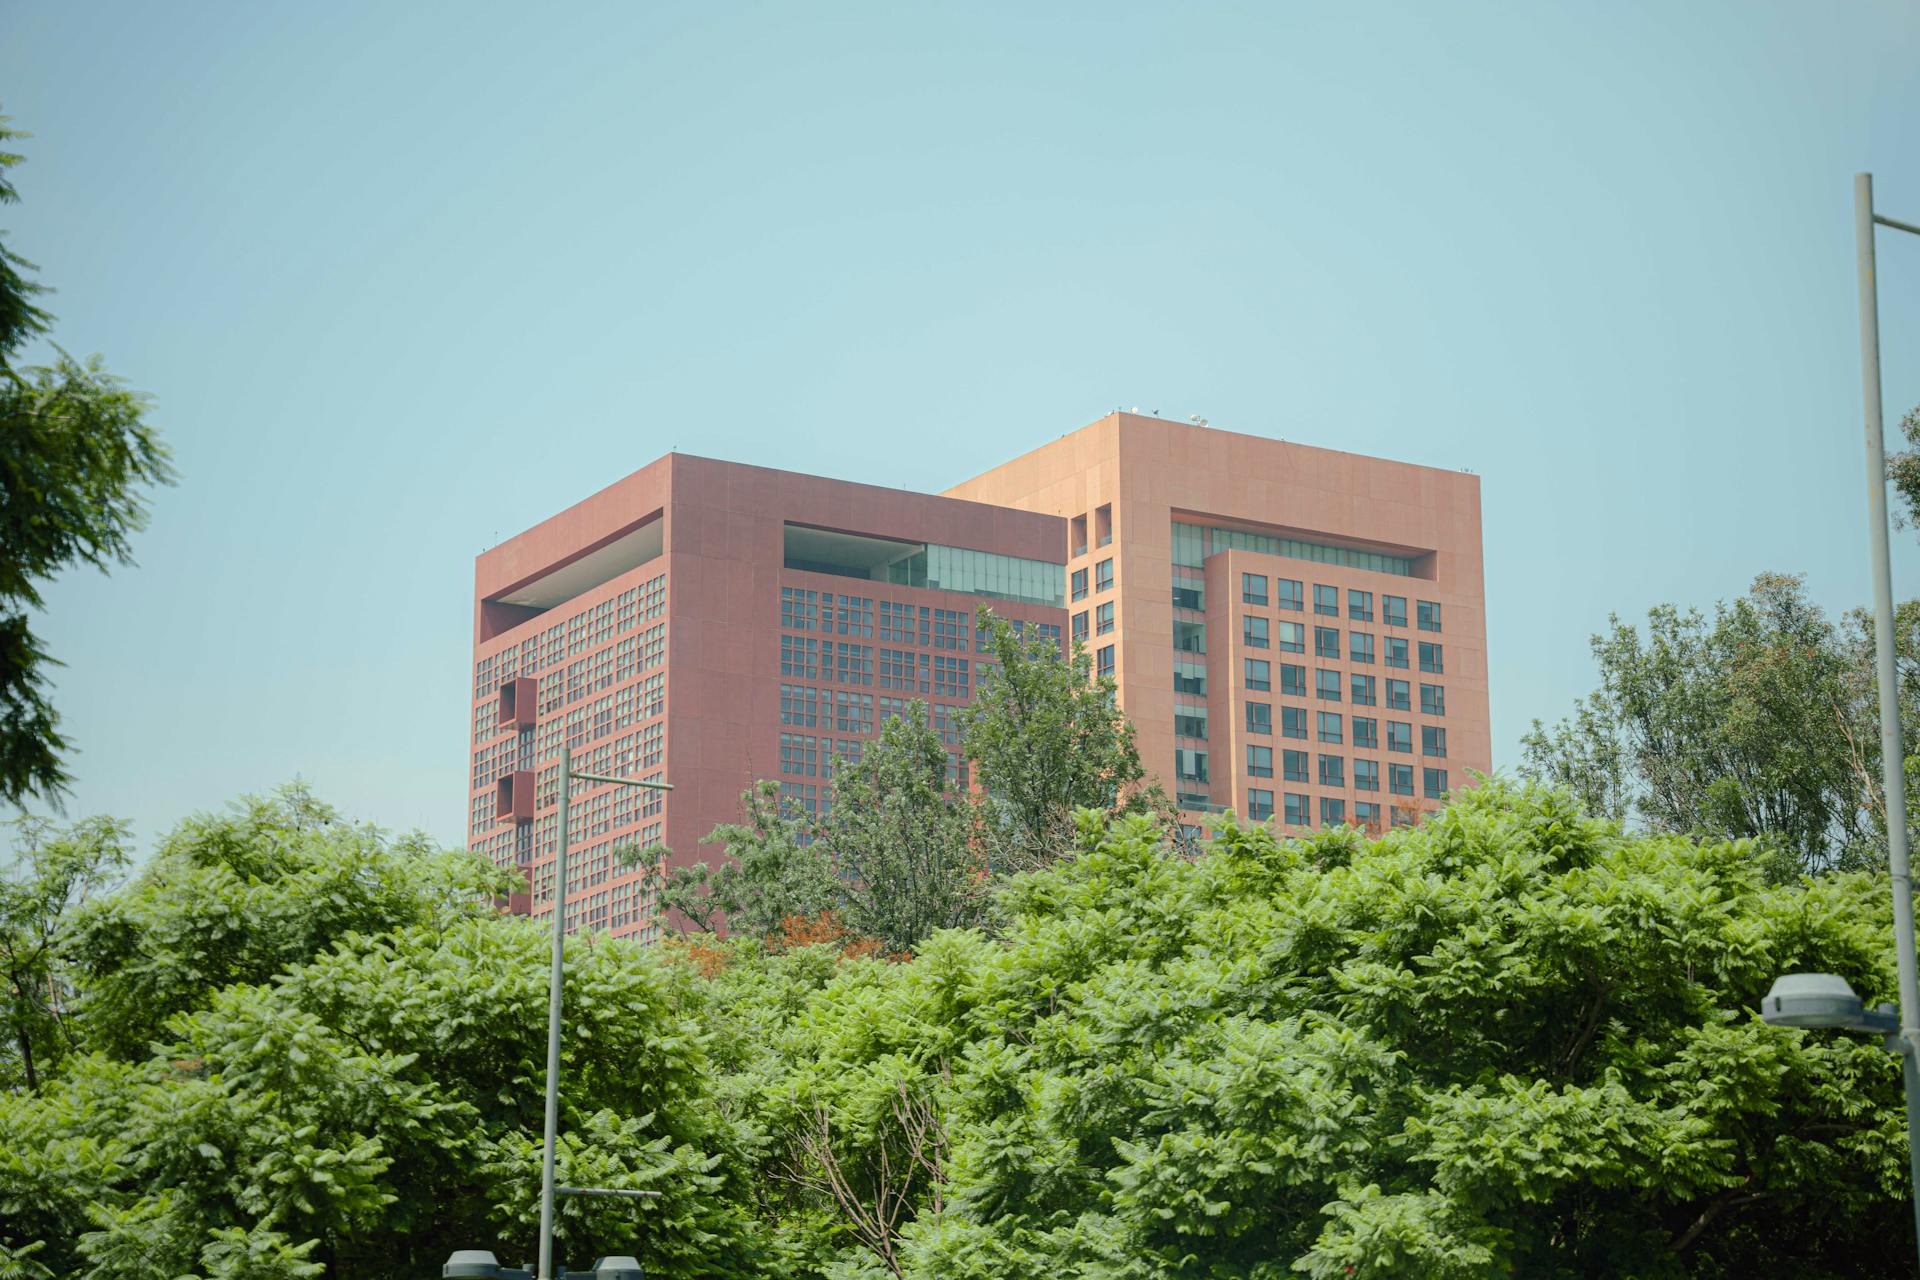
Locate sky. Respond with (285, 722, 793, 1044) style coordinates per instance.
(4, 0, 1920, 850)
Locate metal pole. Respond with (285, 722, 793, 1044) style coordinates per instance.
(1856, 170, 1920, 1266)
(538, 745, 572, 1280)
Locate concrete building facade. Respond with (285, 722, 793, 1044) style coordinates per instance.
(469, 414, 1488, 937)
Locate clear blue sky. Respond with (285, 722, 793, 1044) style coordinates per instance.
(5, 1, 1919, 849)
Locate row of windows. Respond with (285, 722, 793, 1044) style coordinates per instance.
(1174, 521, 1416, 578)
(1242, 661, 1446, 712)
(1238, 577, 1439, 629)
(1239, 707, 1448, 756)
(1242, 617, 1443, 670)
(474, 572, 666, 698)
(1241, 758, 1448, 798)
(1245, 792, 1429, 829)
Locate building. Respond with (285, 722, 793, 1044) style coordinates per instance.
(946, 413, 1489, 836)
(468, 453, 1066, 939)
(468, 414, 1488, 937)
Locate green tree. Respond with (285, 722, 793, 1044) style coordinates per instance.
(638, 779, 839, 938)
(1521, 572, 1911, 876)
(821, 702, 985, 954)
(0, 814, 129, 1090)
(0, 113, 175, 808)
(961, 608, 1152, 871)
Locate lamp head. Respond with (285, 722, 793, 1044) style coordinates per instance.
(1761, 973, 1897, 1033)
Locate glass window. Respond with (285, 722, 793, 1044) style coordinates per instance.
(1424, 767, 1449, 798)
(1418, 601, 1442, 632)
(1242, 573, 1268, 605)
(1420, 642, 1444, 674)
(1277, 578, 1304, 611)
(1096, 602, 1115, 635)
(1318, 711, 1343, 743)
(1315, 626, 1341, 658)
(1096, 559, 1115, 591)
(1351, 673, 1377, 706)
(1384, 595, 1408, 628)
(1387, 679, 1411, 710)
(1097, 645, 1115, 678)
(1244, 658, 1270, 691)
(1174, 660, 1207, 696)
(1246, 702, 1273, 735)
(1321, 796, 1347, 826)
(1349, 632, 1374, 665)
(1281, 663, 1307, 697)
(1385, 636, 1409, 669)
(1172, 582, 1204, 611)
(1175, 747, 1209, 783)
(1314, 584, 1339, 616)
(1356, 800, 1382, 829)
(1316, 669, 1342, 701)
(1277, 620, 1306, 653)
(1421, 683, 1445, 716)
(1174, 621, 1205, 653)
(1387, 721, 1413, 753)
(1283, 749, 1310, 782)
(1319, 753, 1345, 787)
(1389, 763, 1415, 796)
(1348, 589, 1373, 622)
(1248, 789, 1275, 821)
(1353, 716, 1379, 750)
(1244, 616, 1270, 649)
(1248, 744, 1273, 777)
(1422, 726, 1448, 758)
(1071, 611, 1089, 643)
(1071, 569, 1088, 601)
(1355, 758, 1380, 792)
(1170, 522, 1205, 568)
(1284, 792, 1310, 826)
(1175, 707, 1209, 739)
(1281, 706, 1308, 739)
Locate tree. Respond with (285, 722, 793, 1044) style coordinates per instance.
(960, 608, 1151, 871)
(820, 703, 985, 954)
(0, 814, 129, 1090)
(1521, 572, 1914, 876)
(1887, 403, 1920, 530)
(0, 112, 175, 808)
(636, 779, 839, 938)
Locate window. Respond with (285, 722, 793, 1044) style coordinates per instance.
(1096, 602, 1115, 635)
(1281, 706, 1308, 739)
(1242, 573, 1268, 605)
(1387, 721, 1413, 753)
(1071, 513, 1088, 557)
(1319, 754, 1345, 787)
(1418, 601, 1442, 632)
(1421, 683, 1446, 716)
(1094, 504, 1113, 547)
(1097, 645, 1115, 678)
(1281, 663, 1307, 697)
(1349, 632, 1375, 665)
(1389, 763, 1415, 796)
(1071, 568, 1088, 602)
(1244, 616, 1270, 649)
(1356, 800, 1382, 829)
(1320, 796, 1347, 827)
(1316, 669, 1342, 701)
(1353, 716, 1379, 750)
(1348, 589, 1373, 622)
(1424, 767, 1449, 798)
(1420, 642, 1444, 674)
(780, 684, 818, 726)
(1277, 620, 1306, 653)
(1387, 679, 1412, 711)
(1246, 702, 1272, 734)
(1284, 792, 1310, 826)
(1096, 559, 1115, 591)
(1355, 758, 1380, 792)
(1174, 660, 1207, 696)
(1175, 706, 1209, 740)
(1175, 748, 1209, 783)
(1277, 578, 1304, 611)
(1386, 636, 1409, 669)
(1069, 613, 1088, 645)
(781, 587, 819, 631)
(1248, 789, 1275, 821)
(1172, 582, 1204, 611)
(1248, 744, 1274, 777)
(1283, 749, 1310, 782)
(1318, 711, 1344, 744)
(1384, 595, 1408, 627)
(932, 654, 969, 698)
(1422, 726, 1448, 758)
(1315, 626, 1341, 659)
(1244, 658, 1270, 691)
(1314, 584, 1339, 616)
(1174, 621, 1206, 653)
(1351, 673, 1377, 706)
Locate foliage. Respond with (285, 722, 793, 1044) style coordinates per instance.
(0, 112, 175, 808)
(640, 779, 839, 938)
(1520, 572, 1916, 876)
(1887, 403, 1920, 531)
(960, 608, 1151, 871)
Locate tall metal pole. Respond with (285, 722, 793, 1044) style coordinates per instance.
(1856, 170, 1920, 1265)
(537, 744, 572, 1280)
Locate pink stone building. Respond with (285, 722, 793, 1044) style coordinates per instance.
(469, 416, 1488, 937)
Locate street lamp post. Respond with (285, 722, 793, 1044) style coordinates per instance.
(535, 744, 672, 1280)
